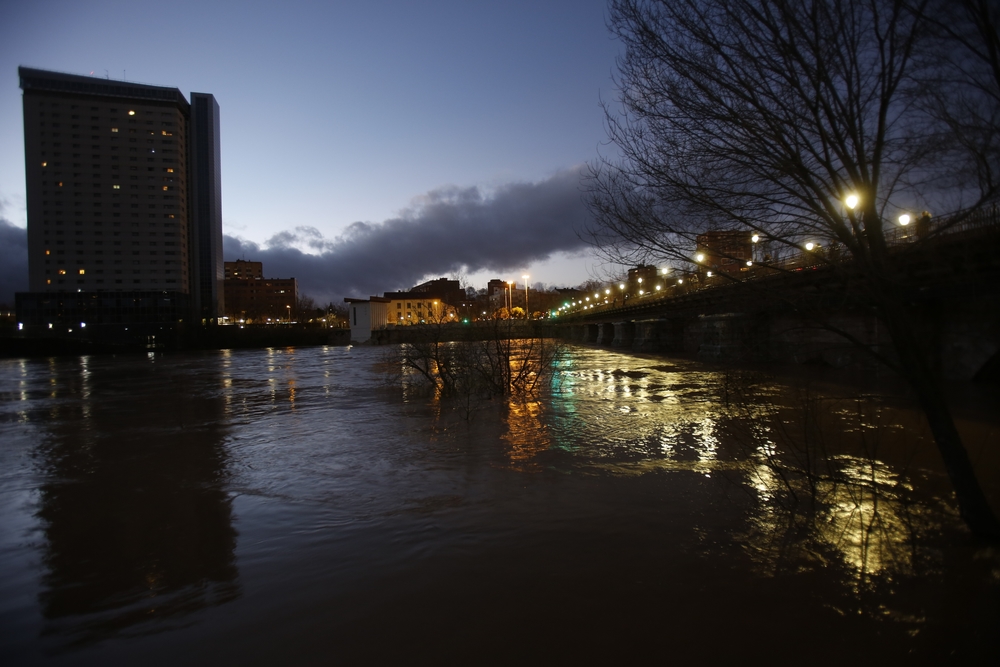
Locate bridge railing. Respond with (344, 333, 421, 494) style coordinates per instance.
(563, 204, 999, 319)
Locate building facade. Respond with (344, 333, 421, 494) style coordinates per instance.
(224, 259, 262, 280)
(695, 231, 754, 277)
(223, 261, 297, 323)
(382, 295, 456, 324)
(344, 297, 390, 343)
(382, 277, 463, 324)
(17, 67, 224, 326)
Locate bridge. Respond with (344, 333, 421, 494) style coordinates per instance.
(551, 210, 1000, 381)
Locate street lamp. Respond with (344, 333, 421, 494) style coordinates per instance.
(522, 274, 530, 318)
(844, 193, 859, 210)
(506, 281, 513, 313)
(898, 213, 911, 226)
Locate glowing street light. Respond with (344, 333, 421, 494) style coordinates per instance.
(805, 242, 815, 251)
(695, 253, 705, 262)
(898, 214, 911, 226)
(844, 193, 859, 210)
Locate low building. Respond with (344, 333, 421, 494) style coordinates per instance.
(383, 277, 463, 324)
(382, 295, 457, 324)
(344, 296, 390, 343)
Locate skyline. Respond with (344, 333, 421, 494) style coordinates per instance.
(0, 0, 624, 304)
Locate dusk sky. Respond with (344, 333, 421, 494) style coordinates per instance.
(0, 0, 624, 304)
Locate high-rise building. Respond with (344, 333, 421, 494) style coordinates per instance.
(16, 67, 224, 328)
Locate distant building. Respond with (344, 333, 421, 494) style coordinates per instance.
(224, 259, 262, 280)
(382, 277, 462, 324)
(223, 261, 296, 322)
(408, 277, 465, 306)
(15, 67, 224, 328)
(344, 297, 390, 343)
(696, 231, 753, 276)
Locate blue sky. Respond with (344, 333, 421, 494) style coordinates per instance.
(0, 0, 624, 303)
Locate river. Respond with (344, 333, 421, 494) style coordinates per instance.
(0, 344, 997, 665)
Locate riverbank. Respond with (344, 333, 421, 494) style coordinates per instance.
(0, 325, 351, 358)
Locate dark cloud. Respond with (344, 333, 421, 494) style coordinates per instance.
(0, 166, 592, 307)
(0, 217, 28, 307)
(225, 165, 592, 303)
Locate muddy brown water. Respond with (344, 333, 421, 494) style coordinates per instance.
(0, 345, 997, 665)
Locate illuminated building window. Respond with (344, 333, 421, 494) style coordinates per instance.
(111, 127, 118, 133)
(113, 184, 120, 189)
(58, 269, 66, 275)
(78, 269, 85, 275)
(128, 110, 135, 116)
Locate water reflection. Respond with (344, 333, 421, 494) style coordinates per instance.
(451, 350, 962, 591)
(721, 385, 952, 592)
(502, 399, 551, 471)
(31, 354, 239, 646)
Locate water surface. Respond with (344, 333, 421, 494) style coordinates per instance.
(0, 345, 997, 664)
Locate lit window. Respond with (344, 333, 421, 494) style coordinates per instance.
(161, 130, 172, 136)
(165, 168, 174, 173)
(111, 127, 118, 133)
(45, 249, 50, 255)
(46, 279, 51, 284)
(41, 161, 47, 167)
(58, 269, 66, 275)
(78, 269, 85, 275)
(128, 110, 135, 116)
(162, 186, 168, 191)
(113, 184, 120, 189)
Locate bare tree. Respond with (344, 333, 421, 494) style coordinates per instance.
(586, 0, 999, 537)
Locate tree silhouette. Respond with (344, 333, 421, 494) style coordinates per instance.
(586, 0, 1000, 537)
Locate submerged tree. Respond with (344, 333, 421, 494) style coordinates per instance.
(587, 0, 1000, 537)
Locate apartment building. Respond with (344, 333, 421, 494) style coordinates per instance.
(16, 67, 224, 326)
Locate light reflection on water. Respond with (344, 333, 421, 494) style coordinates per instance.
(0, 344, 997, 664)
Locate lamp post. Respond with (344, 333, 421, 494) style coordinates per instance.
(506, 281, 513, 315)
(522, 274, 529, 318)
